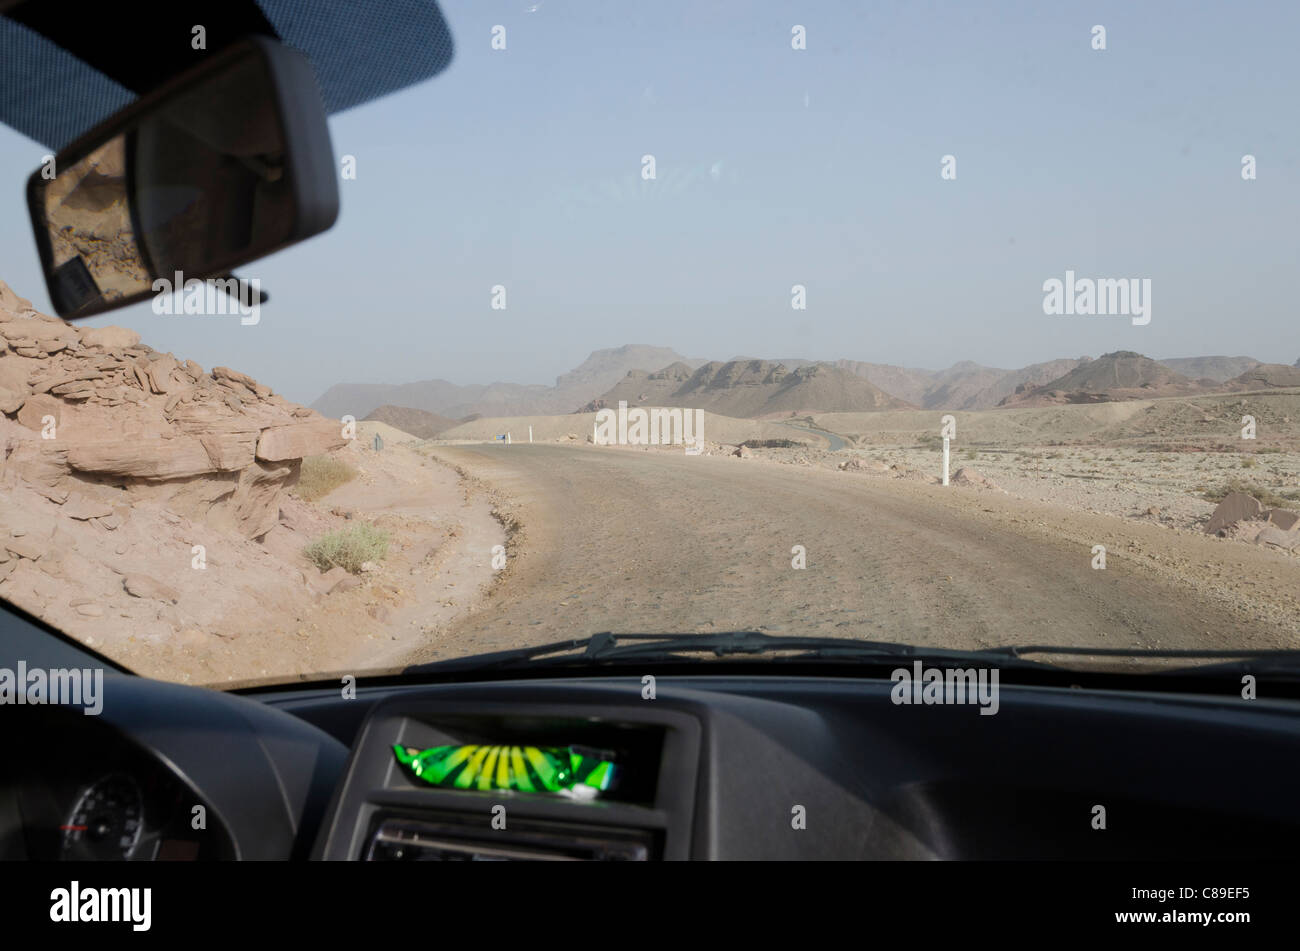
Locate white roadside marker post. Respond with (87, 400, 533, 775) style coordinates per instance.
(942, 436, 950, 486)
(528, 425, 533, 443)
(507, 431, 511, 445)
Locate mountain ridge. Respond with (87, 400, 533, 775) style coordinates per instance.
(312, 345, 1290, 420)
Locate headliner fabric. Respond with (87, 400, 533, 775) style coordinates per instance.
(0, 0, 455, 149)
(0, 16, 134, 150)
(259, 0, 454, 114)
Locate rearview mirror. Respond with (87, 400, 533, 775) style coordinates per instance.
(26, 36, 339, 319)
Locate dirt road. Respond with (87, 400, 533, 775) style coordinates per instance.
(408, 444, 1300, 664)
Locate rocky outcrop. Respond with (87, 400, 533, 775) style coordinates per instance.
(257, 420, 347, 462)
(952, 467, 1000, 489)
(1205, 493, 1263, 535)
(0, 279, 344, 540)
(1205, 492, 1300, 551)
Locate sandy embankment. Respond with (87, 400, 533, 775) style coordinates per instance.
(216, 426, 510, 685)
(82, 428, 506, 686)
(0, 276, 508, 687)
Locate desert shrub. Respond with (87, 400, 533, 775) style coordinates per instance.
(295, 454, 357, 501)
(1240, 456, 1259, 468)
(741, 438, 802, 449)
(304, 523, 389, 573)
(1201, 479, 1295, 510)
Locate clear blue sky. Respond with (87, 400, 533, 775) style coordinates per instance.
(1, 0, 1297, 404)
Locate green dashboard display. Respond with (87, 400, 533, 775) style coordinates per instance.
(393, 744, 617, 798)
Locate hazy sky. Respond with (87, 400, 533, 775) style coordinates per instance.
(1, 0, 1298, 404)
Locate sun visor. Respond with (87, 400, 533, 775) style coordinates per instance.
(0, 0, 454, 149)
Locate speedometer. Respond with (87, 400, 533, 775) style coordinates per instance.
(61, 774, 144, 860)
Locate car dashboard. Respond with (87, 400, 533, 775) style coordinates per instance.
(5, 668, 1300, 861)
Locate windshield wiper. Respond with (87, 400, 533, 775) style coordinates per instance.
(402, 630, 1053, 675)
(399, 633, 1300, 681)
(1001, 644, 1300, 679)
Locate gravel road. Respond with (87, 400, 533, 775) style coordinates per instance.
(412, 444, 1300, 664)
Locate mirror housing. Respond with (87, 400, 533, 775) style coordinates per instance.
(26, 35, 338, 319)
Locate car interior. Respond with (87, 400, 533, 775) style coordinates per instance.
(0, 0, 1297, 895)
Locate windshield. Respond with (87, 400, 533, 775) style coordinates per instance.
(0, 1, 1297, 688)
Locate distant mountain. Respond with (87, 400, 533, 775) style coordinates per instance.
(733, 357, 940, 406)
(312, 378, 552, 421)
(581, 359, 912, 416)
(578, 361, 697, 411)
(1220, 363, 1300, 390)
(831, 355, 1275, 407)
(916, 358, 1095, 411)
(556, 344, 705, 392)
(1157, 356, 1261, 382)
(312, 345, 702, 419)
(769, 357, 1094, 410)
(998, 351, 1204, 407)
(835, 361, 936, 406)
(313, 346, 1295, 421)
(363, 405, 458, 439)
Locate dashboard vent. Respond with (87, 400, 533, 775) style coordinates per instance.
(365, 815, 652, 861)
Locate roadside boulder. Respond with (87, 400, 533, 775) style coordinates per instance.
(1264, 508, 1300, 531)
(1256, 525, 1300, 552)
(1205, 492, 1264, 535)
(952, 467, 998, 489)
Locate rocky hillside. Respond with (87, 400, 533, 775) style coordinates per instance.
(1159, 355, 1261, 383)
(581, 359, 912, 417)
(0, 279, 353, 667)
(0, 286, 344, 538)
(554, 344, 705, 392)
(760, 355, 1265, 409)
(1220, 363, 1300, 390)
(998, 351, 1206, 407)
(576, 361, 695, 412)
(830, 360, 934, 407)
(312, 344, 705, 420)
(762, 356, 1094, 410)
(363, 404, 457, 439)
(913, 358, 1094, 411)
(312, 377, 553, 422)
(313, 345, 1292, 422)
